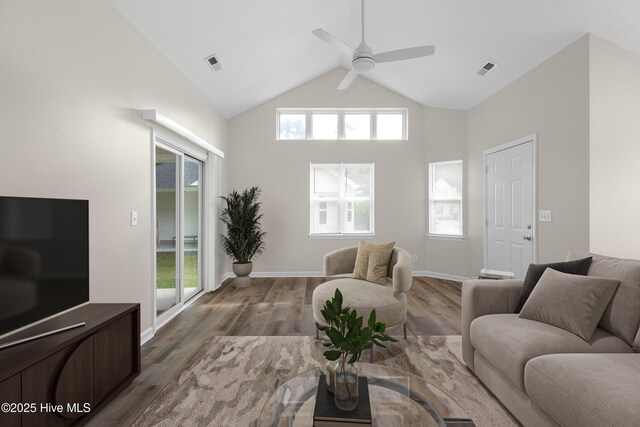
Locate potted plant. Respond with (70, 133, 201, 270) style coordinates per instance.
(220, 187, 266, 288)
(316, 289, 397, 411)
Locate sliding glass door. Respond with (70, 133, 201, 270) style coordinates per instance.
(154, 144, 203, 322)
(183, 156, 202, 301)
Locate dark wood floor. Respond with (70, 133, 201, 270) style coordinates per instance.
(87, 276, 462, 426)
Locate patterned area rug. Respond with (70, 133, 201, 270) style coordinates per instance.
(134, 335, 518, 427)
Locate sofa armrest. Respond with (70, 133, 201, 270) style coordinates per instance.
(323, 246, 358, 276)
(391, 249, 412, 294)
(461, 279, 524, 371)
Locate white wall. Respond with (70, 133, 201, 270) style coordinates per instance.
(424, 108, 469, 277)
(589, 35, 640, 259)
(466, 36, 591, 274)
(228, 69, 428, 273)
(0, 0, 228, 333)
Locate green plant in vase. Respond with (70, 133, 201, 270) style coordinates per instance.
(316, 288, 397, 411)
(219, 186, 266, 288)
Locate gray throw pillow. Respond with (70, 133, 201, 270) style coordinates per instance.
(519, 268, 620, 341)
(514, 257, 592, 313)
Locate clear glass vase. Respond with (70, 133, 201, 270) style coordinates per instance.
(334, 359, 358, 411)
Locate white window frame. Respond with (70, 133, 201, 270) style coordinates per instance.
(277, 108, 407, 141)
(309, 163, 375, 238)
(428, 159, 464, 239)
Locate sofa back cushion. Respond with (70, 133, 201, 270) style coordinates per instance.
(519, 269, 619, 341)
(566, 249, 640, 347)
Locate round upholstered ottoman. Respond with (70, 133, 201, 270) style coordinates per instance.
(312, 278, 407, 332)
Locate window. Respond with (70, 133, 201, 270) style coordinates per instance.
(310, 163, 374, 236)
(344, 113, 371, 140)
(279, 113, 305, 139)
(376, 113, 404, 140)
(277, 109, 406, 140)
(429, 160, 463, 237)
(312, 113, 338, 140)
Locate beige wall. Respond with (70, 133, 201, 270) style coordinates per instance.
(589, 35, 640, 259)
(424, 107, 469, 276)
(228, 69, 426, 272)
(0, 0, 228, 333)
(467, 36, 591, 274)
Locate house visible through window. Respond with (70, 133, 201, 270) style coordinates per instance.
(319, 201, 328, 225)
(429, 160, 463, 237)
(277, 109, 406, 141)
(310, 163, 374, 236)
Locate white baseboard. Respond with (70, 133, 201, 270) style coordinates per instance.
(224, 271, 325, 278)
(223, 270, 470, 282)
(140, 327, 154, 345)
(220, 272, 234, 282)
(413, 270, 470, 283)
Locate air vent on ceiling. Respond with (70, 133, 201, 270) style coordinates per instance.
(477, 61, 497, 76)
(205, 54, 221, 72)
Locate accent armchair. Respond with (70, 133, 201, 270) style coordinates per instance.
(312, 246, 413, 361)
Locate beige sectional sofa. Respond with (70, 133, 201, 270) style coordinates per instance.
(462, 250, 640, 427)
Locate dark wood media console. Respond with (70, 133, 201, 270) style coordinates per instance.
(0, 304, 140, 426)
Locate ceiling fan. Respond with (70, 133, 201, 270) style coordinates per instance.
(312, 0, 435, 90)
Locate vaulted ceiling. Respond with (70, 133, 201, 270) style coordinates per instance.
(111, 0, 640, 118)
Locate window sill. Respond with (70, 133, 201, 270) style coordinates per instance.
(427, 234, 465, 241)
(309, 234, 376, 240)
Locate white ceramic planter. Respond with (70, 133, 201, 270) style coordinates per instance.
(232, 262, 253, 288)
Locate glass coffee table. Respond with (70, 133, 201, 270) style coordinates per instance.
(258, 363, 474, 426)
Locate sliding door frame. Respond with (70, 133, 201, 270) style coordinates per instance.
(151, 129, 210, 332)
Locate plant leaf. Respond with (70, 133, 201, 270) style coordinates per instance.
(323, 350, 342, 361)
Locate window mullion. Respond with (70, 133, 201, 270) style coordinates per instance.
(339, 164, 346, 235)
(371, 112, 377, 140)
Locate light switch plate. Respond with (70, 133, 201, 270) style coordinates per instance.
(131, 210, 138, 226)
(539, 210, 552, 222)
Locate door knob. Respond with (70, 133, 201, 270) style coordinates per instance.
(523, 235, 532, 241)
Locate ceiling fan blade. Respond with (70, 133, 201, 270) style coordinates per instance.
(373, 45, 435, 63)
(312, 28, 354, 57)
(338, 69, 358, 90)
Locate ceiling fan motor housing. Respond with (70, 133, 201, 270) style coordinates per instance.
(352, 55, 375, 72)
(352, 41, 375, 72)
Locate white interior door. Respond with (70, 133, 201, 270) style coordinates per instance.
(485, 138, 535, 278)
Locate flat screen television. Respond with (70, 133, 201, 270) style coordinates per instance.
(0, 196, 89, 338)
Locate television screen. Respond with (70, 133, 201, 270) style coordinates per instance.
(0, 196, 89, 337)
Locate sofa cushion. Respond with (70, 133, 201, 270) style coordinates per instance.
(312, 278, 406, 328)
(519, 269, 619, 341)
(365, 241, 395, 285)
(526, 354, 640, 427)
(567, 249, 640, 346)
(352, 241, 370, 280)
(470, 314, 632, 391)
(514, 256, 592, 312)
